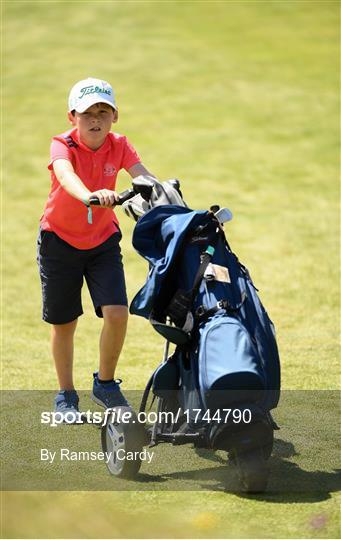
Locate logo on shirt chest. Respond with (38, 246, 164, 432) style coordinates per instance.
(103, 163, 116, 177)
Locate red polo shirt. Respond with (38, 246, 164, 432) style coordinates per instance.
(40, 128, 141, 249)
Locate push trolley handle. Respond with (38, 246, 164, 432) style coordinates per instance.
(86, 188, 136, 224)
(88, 188, 135, 207)
(86, 177, 154, 224)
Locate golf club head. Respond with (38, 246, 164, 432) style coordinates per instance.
(159, 180, 187, 207)
(132, 175, 155, 202)
(215, 207, 233, 224)
(168, 179, 185, 201)
(122, 194, 149, 222)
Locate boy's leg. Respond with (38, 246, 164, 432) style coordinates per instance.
(85, 232, 130, 407)
(99, 305, 128, 380)
(51, 319, 78, 390)
(37, 229, 84, 390)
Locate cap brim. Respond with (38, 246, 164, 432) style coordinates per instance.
(72, 95, 117, 113)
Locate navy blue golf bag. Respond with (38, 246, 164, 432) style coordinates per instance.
(130, 204, 280, 452)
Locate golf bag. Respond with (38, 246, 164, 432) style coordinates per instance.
(128, 180, 280, 454)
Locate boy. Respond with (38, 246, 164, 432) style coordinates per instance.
(37, 77, 155, 417)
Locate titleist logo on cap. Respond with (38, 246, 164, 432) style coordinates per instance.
(78, 85, 112, 99)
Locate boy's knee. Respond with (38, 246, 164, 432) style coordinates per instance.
(102, 305, 128, 325)
(52, 319, 78, 336)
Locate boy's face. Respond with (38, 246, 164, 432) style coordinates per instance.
(68, 102, 118, 150)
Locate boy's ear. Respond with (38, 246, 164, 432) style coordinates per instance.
(68, 112, 76, 125)
(112, 109, 118, 123)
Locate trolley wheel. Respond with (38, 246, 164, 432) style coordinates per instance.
(235, 447, 269, 493)
(101, 406, 144, 479)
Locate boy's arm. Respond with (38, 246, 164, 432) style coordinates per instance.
(127, 163, 156, 179)
(53, 159, 90, 204)
(53, 159, 118, 207)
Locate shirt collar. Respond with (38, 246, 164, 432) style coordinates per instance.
(71, 128, 111, 154)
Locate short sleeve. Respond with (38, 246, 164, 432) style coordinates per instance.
(121, 137, 141, 171)
(48, 139, 73, 171)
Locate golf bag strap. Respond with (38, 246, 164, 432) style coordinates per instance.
(191, 245, 216, 302)
(195, 292, 247, 322)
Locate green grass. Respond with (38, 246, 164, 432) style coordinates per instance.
(2, 0, 340, 538)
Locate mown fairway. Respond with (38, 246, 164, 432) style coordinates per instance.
(2, 1, 340, 538)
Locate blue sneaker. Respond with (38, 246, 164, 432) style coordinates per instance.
(54, 390, 81, 423)
(91, 372, 129, 408)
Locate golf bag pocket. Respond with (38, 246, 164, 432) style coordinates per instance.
(198, 314, 265, 410)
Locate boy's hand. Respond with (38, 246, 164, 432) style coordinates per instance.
(88, 189, 119, 207)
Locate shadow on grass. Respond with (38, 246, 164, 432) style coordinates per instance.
(131, 438, 341, 502)
(129, 472, 168, 484)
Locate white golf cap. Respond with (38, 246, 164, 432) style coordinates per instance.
(68, 77, 118, 113)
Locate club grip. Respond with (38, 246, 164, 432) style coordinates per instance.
(88, 188, 135, 207)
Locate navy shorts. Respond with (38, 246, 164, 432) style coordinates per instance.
(37, 229, 128, 324)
